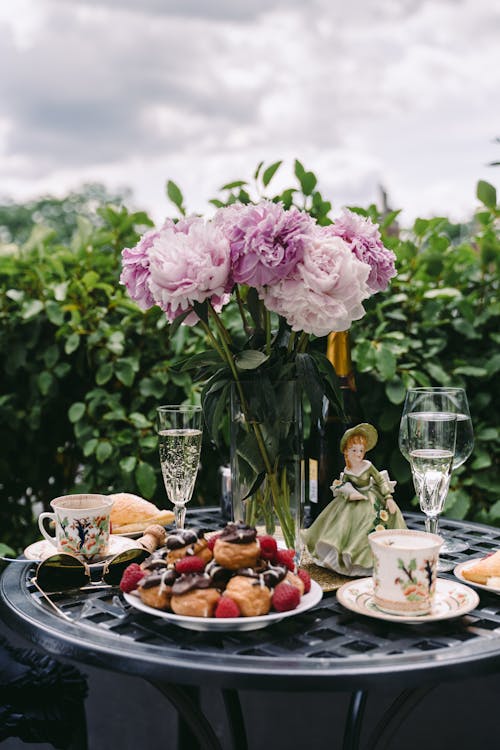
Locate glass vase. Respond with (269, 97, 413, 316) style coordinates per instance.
(230, 379, 304, 560)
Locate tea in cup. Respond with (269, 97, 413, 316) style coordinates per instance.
(38, 494, 114, 559)
(368, 529, 443, 615)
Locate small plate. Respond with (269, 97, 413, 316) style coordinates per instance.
(124, 580, 323, 632)
(454, 560, 500, 595)
(336, 577, 479, 624)
(24, 535, 143, 564)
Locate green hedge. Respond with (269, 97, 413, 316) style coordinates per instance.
(0, 167, 498, 552)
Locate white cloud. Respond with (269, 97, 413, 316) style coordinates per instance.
(0, 0, 498, 225)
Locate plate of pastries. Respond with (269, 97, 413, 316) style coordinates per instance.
(454, 550, 500, 594)
(121, 521, 323, 631)
(109, 493, 174, 537)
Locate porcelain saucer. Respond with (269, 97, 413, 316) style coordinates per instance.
(336, 577, 479, 624)
(454, 559, 500, 595)
(24, 535, 142, 564)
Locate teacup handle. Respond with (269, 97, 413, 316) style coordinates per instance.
(38, 512, 58, 547)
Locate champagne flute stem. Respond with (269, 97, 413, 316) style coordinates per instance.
(425, 515, 440, 536)
(174, 504, 187, 530)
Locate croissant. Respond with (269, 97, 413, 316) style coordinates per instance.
(109, 492, 174, 535)
(461, 550, 500, 585)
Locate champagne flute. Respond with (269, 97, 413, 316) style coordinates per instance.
(156, 405, 203, 530)
(407, 411, 457, 570)
(399, 387, 474, 553)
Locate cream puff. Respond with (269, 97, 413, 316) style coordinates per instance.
(224, 575, 271, 616)
(170, 574, 220, 617)
(213, 522, 260, 570)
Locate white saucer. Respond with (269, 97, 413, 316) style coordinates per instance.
(336, 577, 479, 624)
(24, 535, 142, 564)
(124, 580, 323, 632)
(454, 559, 500, 595)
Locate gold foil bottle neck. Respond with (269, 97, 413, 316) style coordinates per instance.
(326, 331, 353, 378)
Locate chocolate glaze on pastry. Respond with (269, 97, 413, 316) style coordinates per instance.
(219, 521, 257, 544)
(166, 529, 200, 550)
(172, 573, 212, 596)
(205, 560, 234, 589)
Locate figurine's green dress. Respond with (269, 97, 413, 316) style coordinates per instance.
(302, 460, 406, 576)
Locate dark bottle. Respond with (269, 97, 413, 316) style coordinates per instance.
(308, 330, 362, 521)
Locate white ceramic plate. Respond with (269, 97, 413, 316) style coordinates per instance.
(24, 535, 143, 564)
(454, 559, 500, 595)
(124, 580, 323, 632)
(336, 577, 479, 624)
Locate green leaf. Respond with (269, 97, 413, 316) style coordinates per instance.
(83, 438, 98, 457)
(166, 180, 185, 213)
(129, 412, 151, 428)
(476, 180, 497, 209)
(37, 371, 53, 395)
(115, 359, 135, 386)
(299, 171, 317, 196)
(169, 309, 192, 337)
(385, 377, 406, 405)
(235, 350, 269, 370)
(21, 299, 44, 320)
(253, 161, 264, 180)
(65, 333, 80, 355)
(68, 402, 85, 423)
(120, 456, 137, 473)
(96, 362, 114, 385)
(262, 161, 282, 187)
(96, 441, 113, 463)
(294, 159, 306, 179)
(221, 180, 247, 190)
(46, 301, 65, 326)
(0, 543, 16, 557)
(453, 365, 488, 377)
(375, 345, 397, 380)
(135, 461, 157, 497)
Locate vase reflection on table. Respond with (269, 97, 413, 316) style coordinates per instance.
(157, 405, 203, 530)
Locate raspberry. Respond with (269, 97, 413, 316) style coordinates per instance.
(175, 556, 206, 574)
(274, 548, 296, 571)
(297, 568, 311, 594)
(272, 582, 301, 612)
(215, 596, 241, 618)
(206, 533, 221, 551)
(119, 563, 145, 593)
(259, 535, 278, 560)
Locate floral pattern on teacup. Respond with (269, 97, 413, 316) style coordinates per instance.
(394, 555, 438, 602)
(59, 514, 110, 556)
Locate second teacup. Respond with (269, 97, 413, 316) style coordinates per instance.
(368, 529, 443, 616)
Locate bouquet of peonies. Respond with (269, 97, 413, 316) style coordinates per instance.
(121, 199, 396, 545)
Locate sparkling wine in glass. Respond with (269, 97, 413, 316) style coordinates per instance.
(157, 405, 203, 530)
(399, 387, 473, 553)
(407, 411, 456, 571)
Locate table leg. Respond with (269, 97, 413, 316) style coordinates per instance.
(343, 690, 367, 750)
(149, 681, 224, 750)
(222, 689, 248, 750)
(364, 685, 435, 749)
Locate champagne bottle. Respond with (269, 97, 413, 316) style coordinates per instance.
(308, 331, 362, 521)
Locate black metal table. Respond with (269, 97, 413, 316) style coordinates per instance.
(1, 509, 500, 750)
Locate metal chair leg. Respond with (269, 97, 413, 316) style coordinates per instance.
(364, 685, 435, 750)
(150, 681, 224, 750)
(343, 690, 367, 750)
(222, 689, 248, 750)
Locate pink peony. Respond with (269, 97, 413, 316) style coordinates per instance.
(120, 228, 159, 311)
(222, 200, 315, 288)
(261, 234, 370, 336)
(148, 218, 231, 324)
(326, 209, 396, 292)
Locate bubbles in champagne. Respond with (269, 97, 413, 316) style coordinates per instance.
(159, 429, 202, 506)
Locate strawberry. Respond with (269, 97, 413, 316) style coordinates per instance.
(274, 548, 296, 571)
(259, 535, 278, 560)
(206, 533, 221, 551)
(119, 563, 145, 593)
(297, 568, 311, 594)
(175, 556, 206, 575)
(215, 596, 241, 618)
(272, 582, 301, 612)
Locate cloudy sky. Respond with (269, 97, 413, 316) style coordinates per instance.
(1, 0, 499, 226)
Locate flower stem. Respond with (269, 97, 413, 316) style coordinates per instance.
(235, 287, 252, 336)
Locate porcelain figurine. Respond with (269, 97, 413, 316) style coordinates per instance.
(302, 423, 407, 576)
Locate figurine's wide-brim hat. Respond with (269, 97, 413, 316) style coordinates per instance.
(340, 423, 378, 453)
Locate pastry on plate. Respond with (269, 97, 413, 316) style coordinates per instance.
(213, 522, 260, 570)
(461, 550, 500, 585)
(109, 492, 174, 535)
(170, 573, 220, 617)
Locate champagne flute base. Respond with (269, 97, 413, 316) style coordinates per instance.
(440, 535, 468, 554)
(436, 558, 455, 573)
(174, 504, 187, 530)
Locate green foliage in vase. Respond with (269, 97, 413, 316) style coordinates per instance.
(0, 164, 498, 553)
